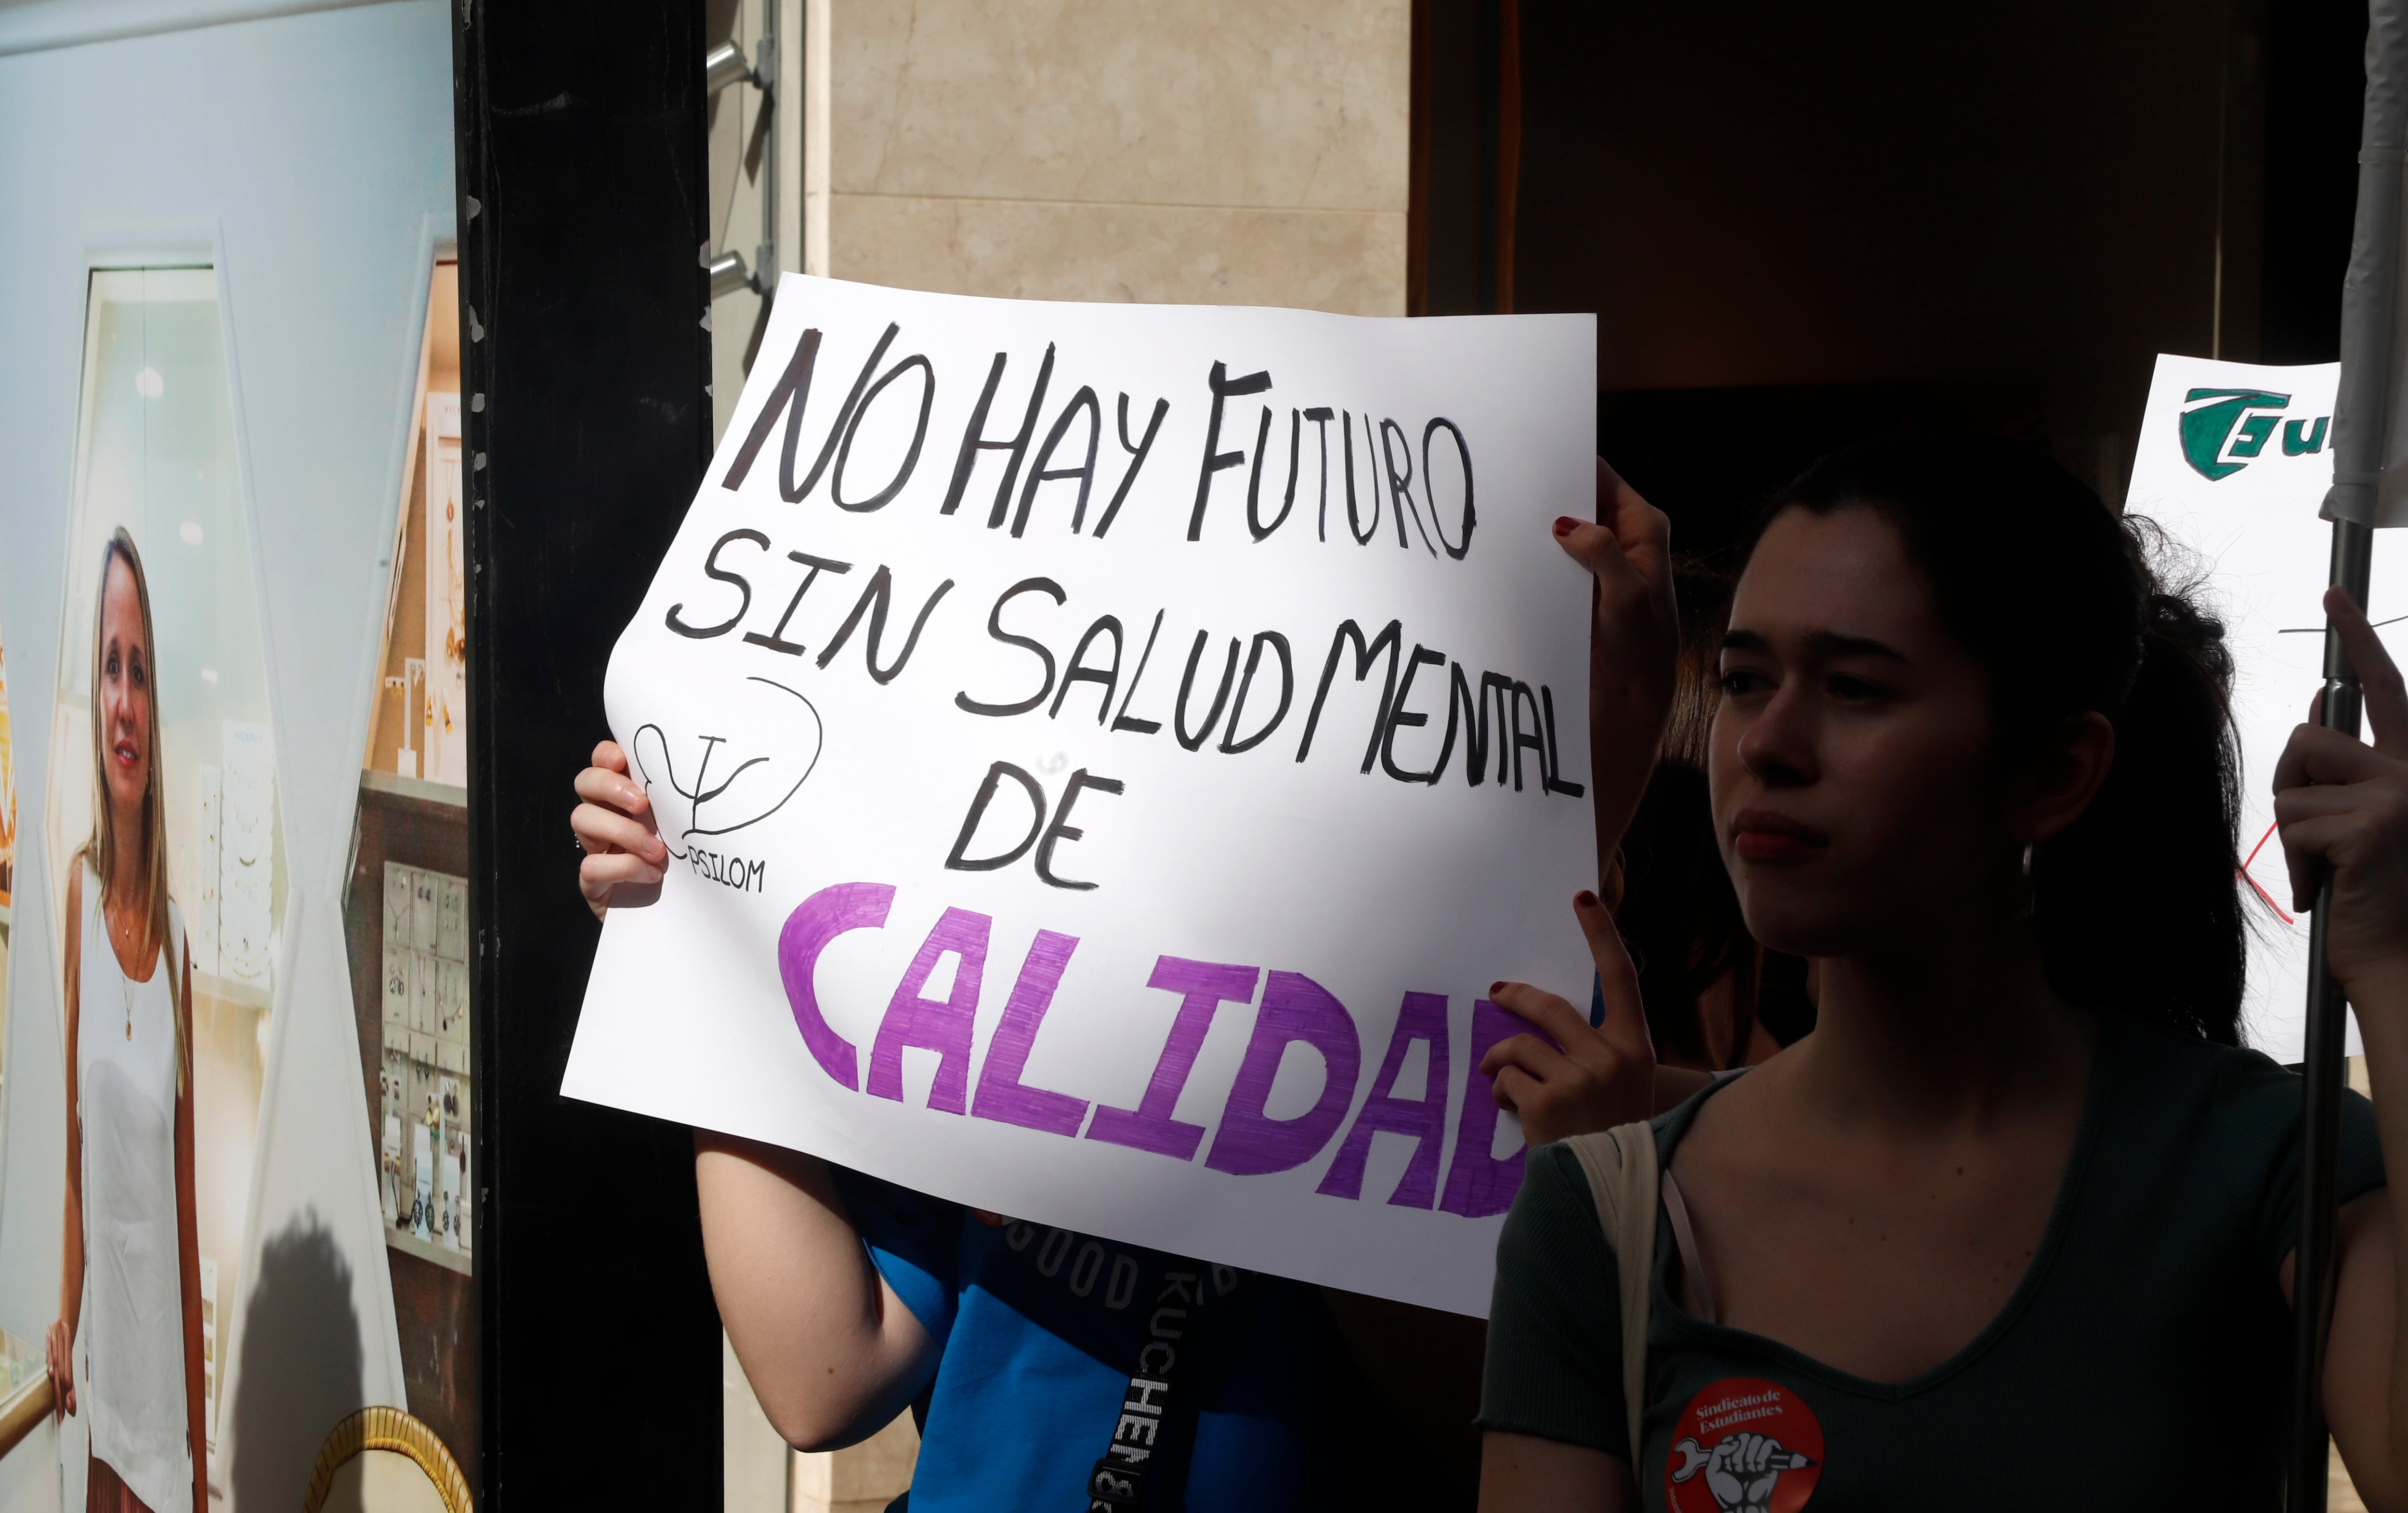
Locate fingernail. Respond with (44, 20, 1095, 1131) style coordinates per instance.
(1552, 516, 1579, 537)
(1490, 980, 1507, 996)
(1574, 889, 1599, 908)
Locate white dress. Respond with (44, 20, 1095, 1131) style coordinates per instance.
(77, 863, 192, 1513)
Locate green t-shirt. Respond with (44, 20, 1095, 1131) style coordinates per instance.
(1479, 1011, 2385, 1510)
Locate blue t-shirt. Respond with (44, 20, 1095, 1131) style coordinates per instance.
(833, 1169, 1350, 1512)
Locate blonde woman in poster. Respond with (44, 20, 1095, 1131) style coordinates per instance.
(45, 529, 208, 1513)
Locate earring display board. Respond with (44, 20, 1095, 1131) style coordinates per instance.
(380, 861, 471, 1255)
(422, 395, 469, 789)
(451, 0, 725, 1502)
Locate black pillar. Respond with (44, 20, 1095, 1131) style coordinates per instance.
(453, 1, 723, 1502)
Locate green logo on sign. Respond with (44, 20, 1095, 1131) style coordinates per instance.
(2179, 388, 2329, 480)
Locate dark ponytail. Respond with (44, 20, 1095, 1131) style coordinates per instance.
(1741, 436, 2247, 1046)
(2035, 571, 2244, 1045)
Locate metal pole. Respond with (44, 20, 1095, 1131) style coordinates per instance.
(2291, 2, 2401, 1497)
(757, 0, 777, 291)
(2290, 522, 2374, 1511)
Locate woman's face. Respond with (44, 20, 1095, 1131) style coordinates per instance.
(98, 555, 153, 825)
(1708, 506, 2010, 959)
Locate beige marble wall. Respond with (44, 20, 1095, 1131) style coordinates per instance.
(815, 0, 1410, 315)
(724, 1330, 790, 1513)
(793, 1412, 920, 1513)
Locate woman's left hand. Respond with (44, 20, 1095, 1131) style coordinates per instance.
(1482, 890, 1658, 1147)
(1564, 460, 1681, 869)
(2275, 587, 2408, 1000)
(44, 1318, 73, 1420)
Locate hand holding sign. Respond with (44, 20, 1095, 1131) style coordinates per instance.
(2274, 587, 2408, 997)
(1481, 888, 1657, 1145)
(1566, 460, 1680, 866)
(574, 741, 667, 919)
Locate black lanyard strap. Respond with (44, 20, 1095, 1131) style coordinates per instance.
(1086, 1264, 1209, 1510)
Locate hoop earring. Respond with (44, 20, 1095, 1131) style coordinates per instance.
(2019, 841, 2036, 917)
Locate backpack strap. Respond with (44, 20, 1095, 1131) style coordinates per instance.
(1563, 1121, 1658, 1471)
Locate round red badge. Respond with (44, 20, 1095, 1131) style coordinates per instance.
(1663, 1377, 1823, 1513)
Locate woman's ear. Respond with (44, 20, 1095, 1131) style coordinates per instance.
(2025, 710, 2116, 845)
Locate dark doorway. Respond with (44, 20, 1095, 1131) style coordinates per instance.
(1413, 0, 2364, 549)
(454, 0, 724, 1504)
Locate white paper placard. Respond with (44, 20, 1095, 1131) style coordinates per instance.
(563, 275, 1597, 1315)
(2128, 354, 2408, 1062)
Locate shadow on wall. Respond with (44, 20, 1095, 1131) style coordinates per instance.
(229, 1214, 364, 1509)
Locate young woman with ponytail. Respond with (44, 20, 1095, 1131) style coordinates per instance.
(47, 530, 208, 1513)
(1476, 436, 2408, 1510)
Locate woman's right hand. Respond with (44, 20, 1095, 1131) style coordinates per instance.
(1482, 889, 1659, 1147)
(46, 1318, 74, 1420)
(573, 740, 667, 921)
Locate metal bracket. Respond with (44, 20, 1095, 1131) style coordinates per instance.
(705, 39, 759, 95)
(705, 248, 757, 298)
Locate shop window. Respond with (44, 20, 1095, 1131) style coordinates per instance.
(343, 258, 476, 1474)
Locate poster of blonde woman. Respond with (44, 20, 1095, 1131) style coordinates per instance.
(47, 532, 207, 1513)
(0, 10, 467, 1507)
(37, 267, 295, 1509)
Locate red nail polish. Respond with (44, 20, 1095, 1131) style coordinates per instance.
(1490, 981, 1507, 996)
(1552, 516, 1578, 536)
(1575, 889, 1599, 908)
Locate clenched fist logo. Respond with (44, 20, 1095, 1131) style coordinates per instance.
(1672, 1432, 1814, 1513)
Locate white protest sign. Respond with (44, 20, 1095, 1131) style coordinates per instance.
(563, 275, 1597, 1315)
(2129, 354, 2408, 1061)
